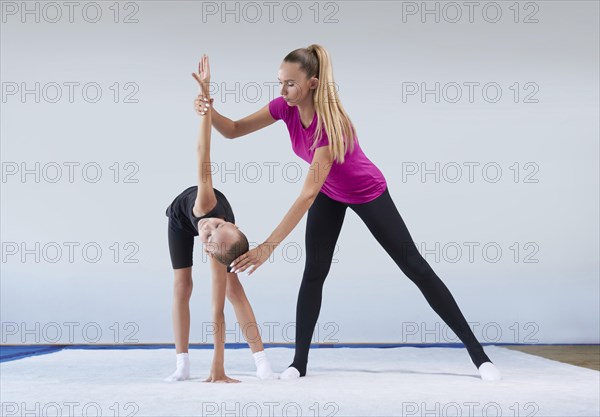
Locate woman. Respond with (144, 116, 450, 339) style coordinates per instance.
(203, 46, 501, 381)
(164, 55, 276, 383)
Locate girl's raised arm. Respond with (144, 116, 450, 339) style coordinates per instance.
(191, 55, 217, 215)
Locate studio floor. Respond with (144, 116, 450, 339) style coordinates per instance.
(503, 344, 599, 371)
(1, 344, 599, 417)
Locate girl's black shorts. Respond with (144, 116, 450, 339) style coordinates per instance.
(167, 219, 195, 270)
(167, 218, 233, 272)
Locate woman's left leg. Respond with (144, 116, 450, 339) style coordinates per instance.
(349, 188, 492, 368)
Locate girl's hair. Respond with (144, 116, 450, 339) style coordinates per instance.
(283, 44, 356, 164)
(215, 230, 249, 267)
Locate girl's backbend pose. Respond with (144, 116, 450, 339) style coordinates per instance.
(204, 45, 502, 382)
(164, 55, 276, 383)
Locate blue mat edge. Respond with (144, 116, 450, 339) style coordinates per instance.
(1, 343, 597, 363)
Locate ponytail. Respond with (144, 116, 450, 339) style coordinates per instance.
(283, 44, 356, 164)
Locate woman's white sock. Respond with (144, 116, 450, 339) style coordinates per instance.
(279, 366, 301, 380)
(478, 361, 502, 381)
(164, 352, 190, 382)
(253, 350, 278, 380)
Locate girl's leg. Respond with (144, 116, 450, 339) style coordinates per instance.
(165, 223, 195, 382)
(226, 272, 277, 379)
(349, 188, 492, 368)
(288, 192, 348, 377)
(172, 266, 193, 353)
(225, 272, 263, 353)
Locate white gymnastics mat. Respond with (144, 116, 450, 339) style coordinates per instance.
(1, 346, 598, 417)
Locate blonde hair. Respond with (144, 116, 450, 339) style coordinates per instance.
(283, 44, 356, 164)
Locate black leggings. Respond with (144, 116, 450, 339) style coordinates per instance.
(290, 187, 491, 376)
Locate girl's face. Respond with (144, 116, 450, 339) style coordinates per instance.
(197, 217, 241, 254)
(277, 61, 318, 106)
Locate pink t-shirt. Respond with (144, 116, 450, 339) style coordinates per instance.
(269, 96, 387, 204)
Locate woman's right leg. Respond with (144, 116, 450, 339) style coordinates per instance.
(287, 192, 348, 377)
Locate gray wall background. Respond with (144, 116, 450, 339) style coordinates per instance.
(1, 1, 598, 345)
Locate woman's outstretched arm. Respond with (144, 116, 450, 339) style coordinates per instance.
(230, 146, 334, 275)
(199, 55, 276, 139)
(210, 103, 277, 139)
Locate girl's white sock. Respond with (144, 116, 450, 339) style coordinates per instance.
(164, 352, 190, 382)
(253, 350, 278, 380)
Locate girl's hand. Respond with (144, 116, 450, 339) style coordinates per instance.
(192, 54, 211, 95)
(204, 366, 241, 383)
(230, 243, 275, 276)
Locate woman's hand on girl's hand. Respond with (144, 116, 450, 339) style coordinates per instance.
(194, 94, 213, 116)
(230, 243, 275, 276)
(192, 54, 211, 95)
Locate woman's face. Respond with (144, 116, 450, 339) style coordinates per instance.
(197, 217, 241, 254)
(277, 61, 318, 106)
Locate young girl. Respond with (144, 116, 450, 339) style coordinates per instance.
(204, 46, 502, 381)
(164, 55, 276, 383)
